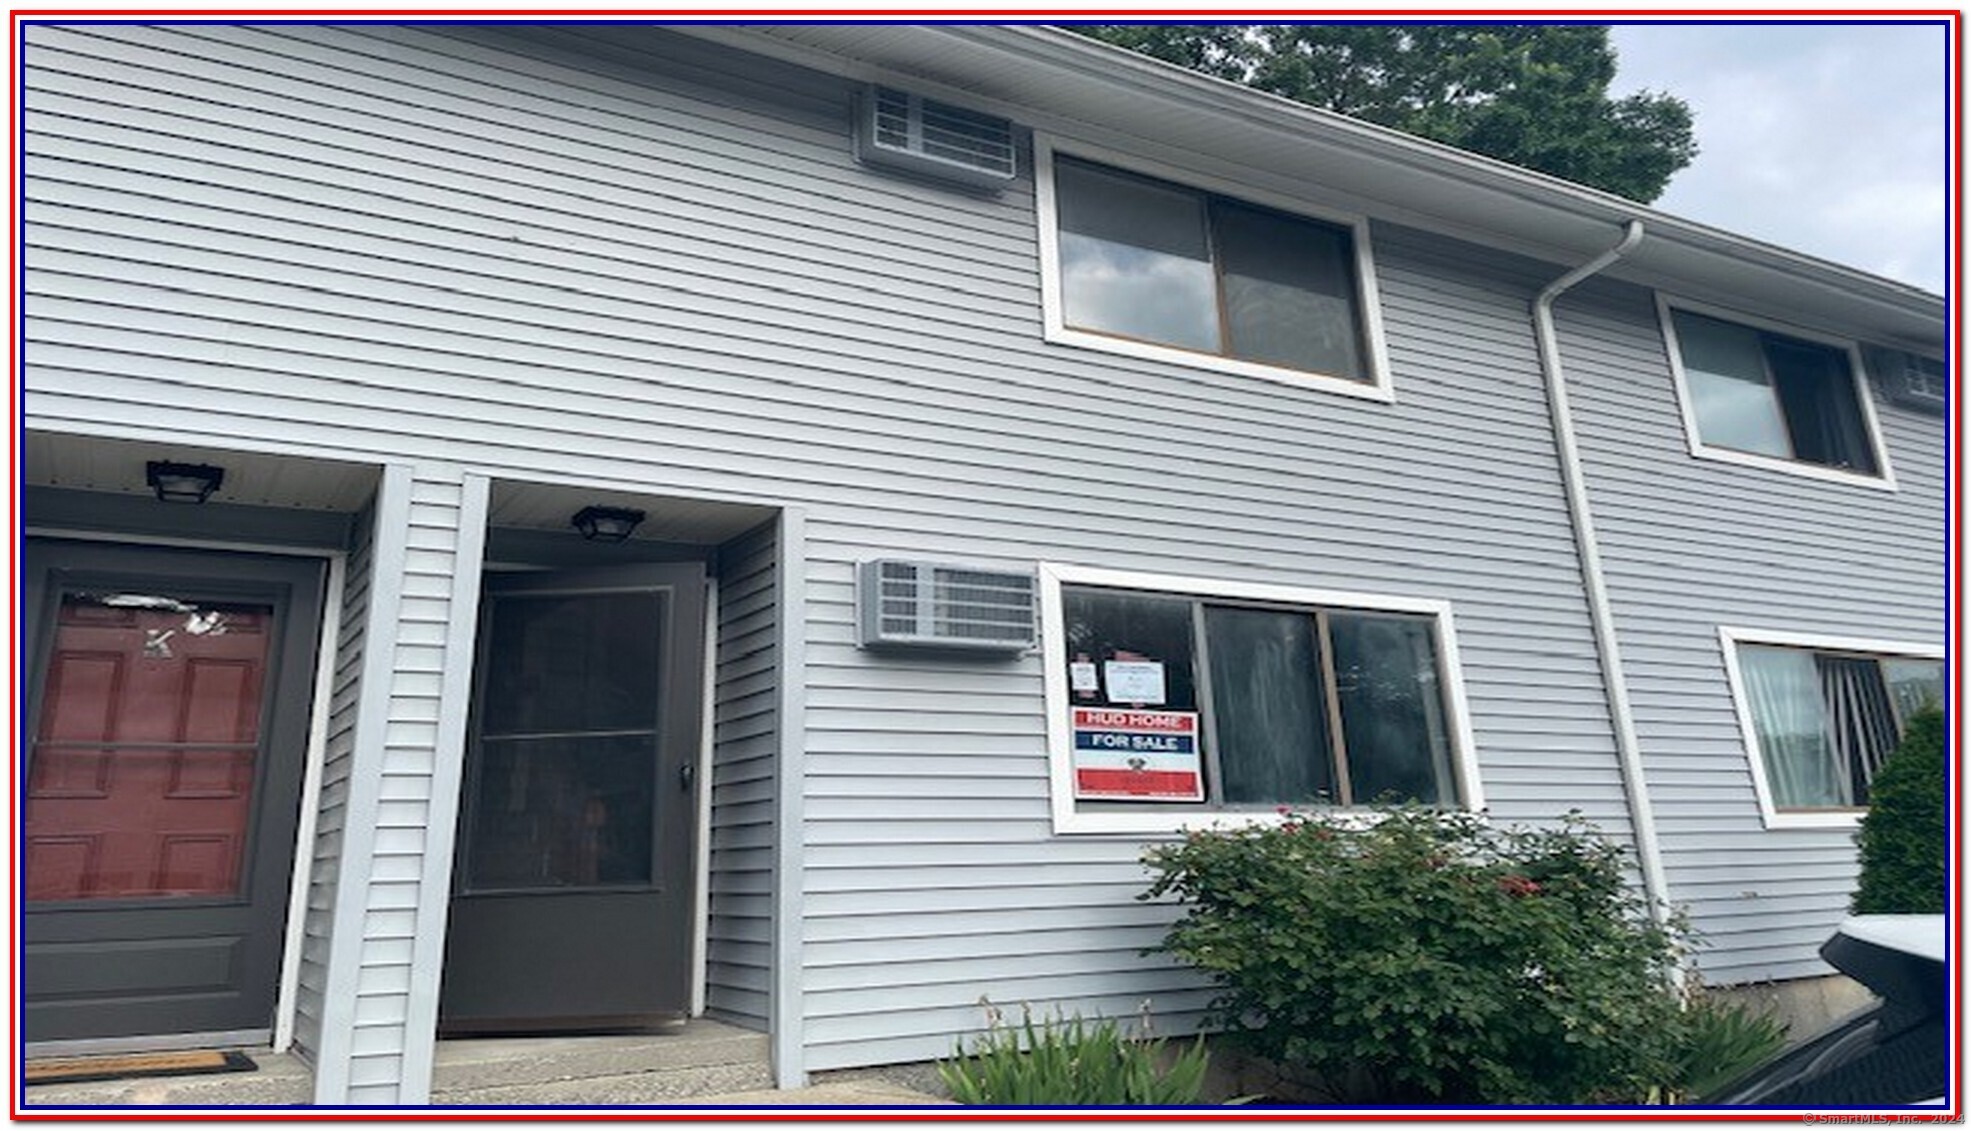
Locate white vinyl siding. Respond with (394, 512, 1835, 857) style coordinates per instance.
(23, 19, 1932, 1085)
(291, 494, 376, 1069)
(707, 520, 780, 1030)
(1556, 278, 1943, 985)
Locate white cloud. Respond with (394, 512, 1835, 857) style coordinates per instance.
(1609, 21, 1948, 293)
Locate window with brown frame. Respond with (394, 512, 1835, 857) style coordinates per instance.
(1052, 155, 1372, 385)
(1062, 585, 1459, 809)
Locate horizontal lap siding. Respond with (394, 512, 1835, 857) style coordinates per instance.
(340, 473, 463, 1104)
(23, 22, 1629, 1074)
(709, 521, 779, 1029)
(794, 223, 1635, 1066)
(293, 494, 375, 1067)
(1556, 281, 1945, 984)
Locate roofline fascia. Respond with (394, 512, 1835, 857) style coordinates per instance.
(970, 26, 1945, 310)
(678, 23, 1944, 329)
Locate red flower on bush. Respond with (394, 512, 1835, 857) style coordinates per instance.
(1496, 874, 1542, 897)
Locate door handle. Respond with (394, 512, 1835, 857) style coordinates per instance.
(680, 762, 695, 793)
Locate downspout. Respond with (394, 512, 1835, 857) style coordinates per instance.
(1530, 220, 1676, 934)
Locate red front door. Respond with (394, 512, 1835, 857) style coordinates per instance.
(27, 597, 274, 903)
(22, 541, 325, 1046)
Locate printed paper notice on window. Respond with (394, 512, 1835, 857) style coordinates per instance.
(1069, 661, 1100, 693)
(1070, 707, 1203, 802)
(1103, 660, 1166, 705)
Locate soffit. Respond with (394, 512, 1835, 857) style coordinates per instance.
(675, 23, 1945, 353)
(486, 480, 777, 544)
(24, 431, 380, 512)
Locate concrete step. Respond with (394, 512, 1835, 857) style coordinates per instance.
(429, 1020, 774, 1106)
(22, 1051, 313, 1107)
(22, 1020, 774, 1108)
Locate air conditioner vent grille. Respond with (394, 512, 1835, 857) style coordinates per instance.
(1864, 345, 1947, 415)
(859, 560, 1035, 652)
(915, 103, 1016, 174)
(856, 85, 1016, 190)
(872, 86, 913, 150)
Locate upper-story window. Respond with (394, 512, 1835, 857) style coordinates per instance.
(1659, 298, 1893, 488)
(1720, 628, 1943, 829)
(1037, 140, 1391, 399)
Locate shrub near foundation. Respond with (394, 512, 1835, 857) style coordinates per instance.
(1852, 708, 1946, 915)
(1142, 806, 1690, 1104)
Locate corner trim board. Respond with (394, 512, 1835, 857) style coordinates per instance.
(394, 471, 490, 1103)
(770, 507, 809, 1089)
(311, 463, 416, 1105)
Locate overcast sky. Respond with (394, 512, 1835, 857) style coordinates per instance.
(1607, 20, 1950, 295)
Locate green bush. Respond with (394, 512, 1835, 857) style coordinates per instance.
(937, 1002, 1211, 1105)
(1142, 805, 1691, 1104)
(1853, 708, 1946, 914)
(1652, 993, 1789, 1102)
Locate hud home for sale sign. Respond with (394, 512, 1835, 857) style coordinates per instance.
(1070, 707, 1204, 802)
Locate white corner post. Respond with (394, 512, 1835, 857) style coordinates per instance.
(770, 507, 810, 1089)
(311, 464, 416, 1104)
(396, 471, 490, 1103)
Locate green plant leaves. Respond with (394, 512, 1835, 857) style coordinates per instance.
(937, 1003, 1212, 1106)
(1853, 708, 1946, 914)
(1141, 805, 1711, 1104)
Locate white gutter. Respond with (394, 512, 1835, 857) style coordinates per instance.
(682, 24, 1942, 345)
(1531, 220, 1675, 932)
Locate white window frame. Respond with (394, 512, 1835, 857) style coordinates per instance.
(1039, 562, 1484, 836)
(1034, 136, 1395, 403)
(1717, 626, 1943, 830)
(1657, 295, 1897, 491)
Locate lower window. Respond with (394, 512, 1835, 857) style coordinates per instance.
(1043, 566, 1474, 832)
(1724, 631, 1944, 823)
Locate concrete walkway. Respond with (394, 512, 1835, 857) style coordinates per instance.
(680, 1082, 952, 1107)
(24, 1024, 954, 1109)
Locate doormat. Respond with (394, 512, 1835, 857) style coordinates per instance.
(25, 1049, 257, 1086)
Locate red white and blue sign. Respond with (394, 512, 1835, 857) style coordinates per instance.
(1070, 708, 1204, 802)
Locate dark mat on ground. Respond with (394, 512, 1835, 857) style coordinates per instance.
(25, 1049, 257, 1086)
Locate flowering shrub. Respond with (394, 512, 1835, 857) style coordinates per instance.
(1142, 805, 1692, 1104)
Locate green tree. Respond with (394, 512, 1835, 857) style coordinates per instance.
(1852, 708, 1946, 914)
(1071, 25, 1697, 203)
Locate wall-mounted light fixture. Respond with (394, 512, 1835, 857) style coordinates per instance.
(571, 505, 645, 543)
(146, 461, 226, 504)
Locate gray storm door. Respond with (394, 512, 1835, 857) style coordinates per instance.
(21, 540, 325, 1045)
(439, 563, 707, 1032)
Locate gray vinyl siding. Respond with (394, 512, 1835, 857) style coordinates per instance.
(708, 521, 780, 1030)
(334, 471, 468, 1103)
(293, 494, 376, 1067)
(1553, 279, 1945, 985)
(25, 17, 1909, 1080)
(21, 19, 1629, 1072)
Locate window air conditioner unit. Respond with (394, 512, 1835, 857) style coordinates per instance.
(1864, 346, 1947, 415)
(855, 85, 1017, 190)
(857, 560, 1036, 653)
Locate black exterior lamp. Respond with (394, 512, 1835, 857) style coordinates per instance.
(571, 505, 645, 543)
(145, 461, 226, 504)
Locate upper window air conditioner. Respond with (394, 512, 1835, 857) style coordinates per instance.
(855, 85, 1017, 190)
(856, 560, 1036, 653)
(1864, 346, 1947, 415)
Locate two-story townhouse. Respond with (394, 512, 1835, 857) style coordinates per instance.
(15, 22, 1947, 1106)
